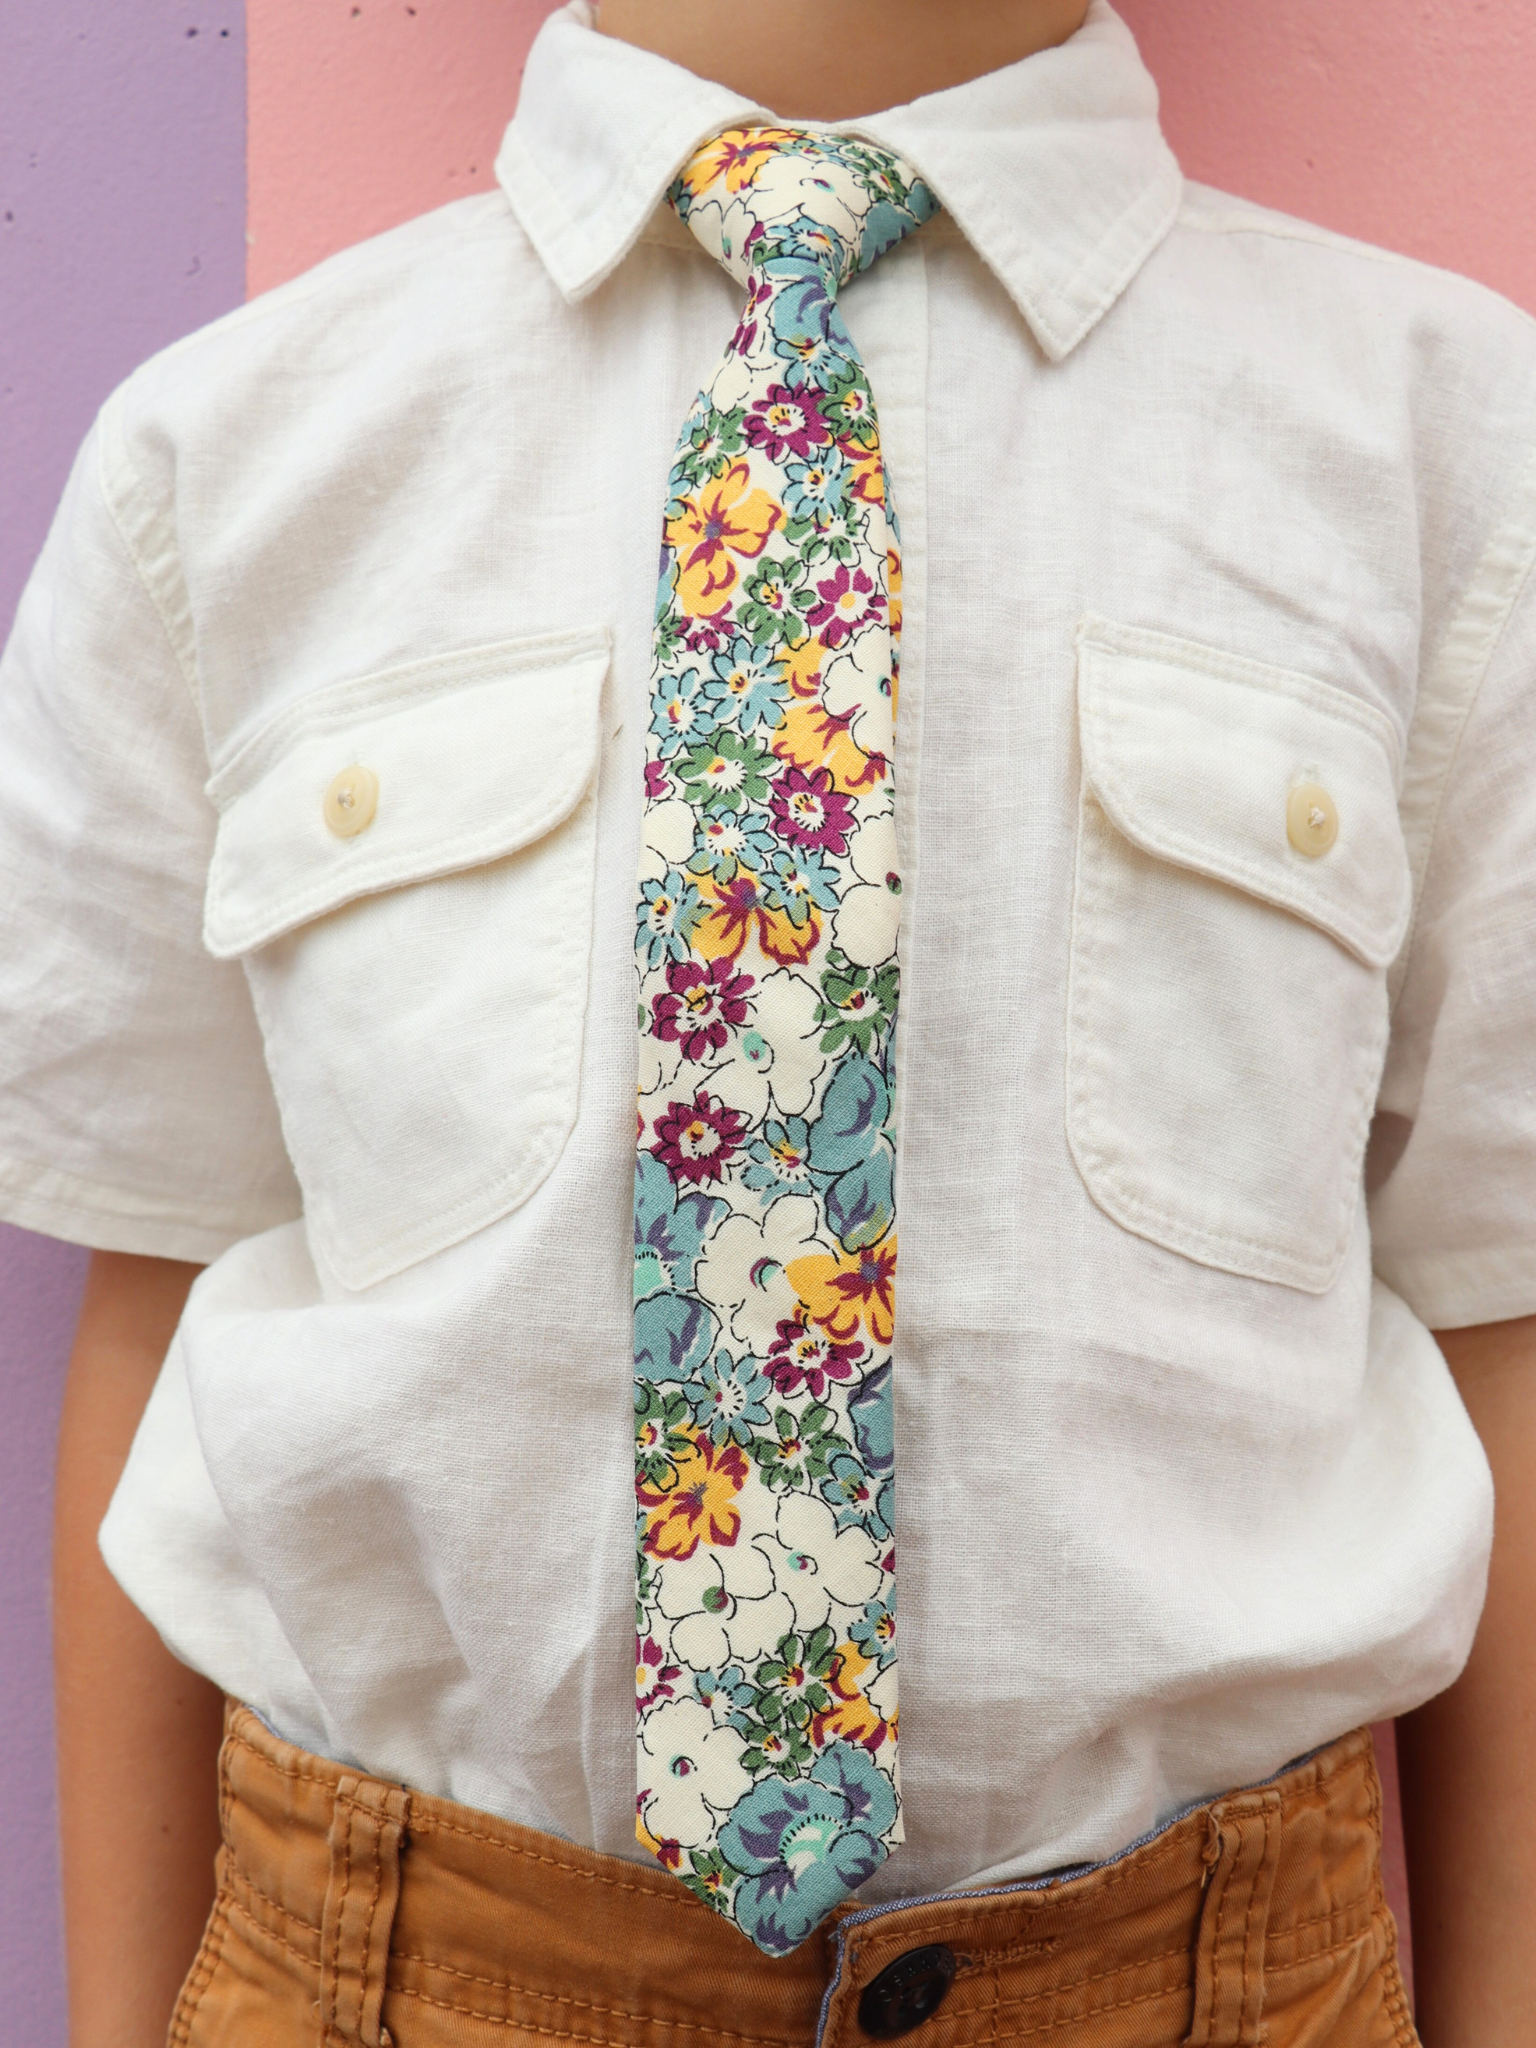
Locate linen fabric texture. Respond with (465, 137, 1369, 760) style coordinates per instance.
(0, 0, 1533, 1909)
(173, 1705, 1419, 2048)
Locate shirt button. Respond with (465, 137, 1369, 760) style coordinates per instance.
(856, 1944, 957, 2038)
(1286, 782, 1338, 857)
(324, 766, 379, 838)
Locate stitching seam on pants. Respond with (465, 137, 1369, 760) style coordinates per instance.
(960, 1935, 1063, 1971)
(987, 1950, 1195, 2021)
(1264, 1924, 1396, 1974)
(326, 1793, 354, 2040)
(402, 1808, 724, 1911)
(1376, 1907, 1420, 2048)
(1205, 1819, 1234, 2043)
(1240, 1817, 1265, 2040)
(223, 1887, 321, 1971)
(226, 1731, 351, 1790)
(359, 1816, 384, 2046)
(976, 1945, 1190, 2010)
(987, 1976, 1191, 2041)
(392, 1980, 808, 2047)
(227, 1863, 322, 1942)
(1264, 1895, 1375, 1940)
(387, 1952, 805, 2046)
(167, 1896, 231, 2047)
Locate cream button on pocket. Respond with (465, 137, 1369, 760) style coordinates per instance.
(323, 766, 379, 838)
(1287, 782, 1338, 858)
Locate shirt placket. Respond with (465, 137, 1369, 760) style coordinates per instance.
(840, 228, 931, 1171)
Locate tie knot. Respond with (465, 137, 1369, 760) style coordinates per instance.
(671, 127, 937, 294)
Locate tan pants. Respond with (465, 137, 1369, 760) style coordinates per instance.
(171, 1705, 1418, 2047)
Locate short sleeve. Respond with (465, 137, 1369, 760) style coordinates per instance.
(0, 399, 300, 1261)
(1370, 468, 1536, 1328)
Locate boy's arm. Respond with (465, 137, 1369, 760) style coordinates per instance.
(1398, 1313, 1536, 2048)
(53, 1250, 224, 2048)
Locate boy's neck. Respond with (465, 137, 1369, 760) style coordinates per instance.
(594, 0, 1093, 121)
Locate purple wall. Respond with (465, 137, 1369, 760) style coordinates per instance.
(0, 1231, 86, 2046)
(0, 6, 245, 2036)
(1, 2, 247, 635)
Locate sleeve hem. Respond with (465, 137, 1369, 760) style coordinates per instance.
(0, 1148, 300, 1265)
(1373, 1245, 1536, 1331)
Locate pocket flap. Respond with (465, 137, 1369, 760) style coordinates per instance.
(1077, 618, 1411, 968)
(204, 628, 610, 958)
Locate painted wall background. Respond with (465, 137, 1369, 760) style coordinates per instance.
(7, 0, 1536, 2035)
(1, 9, 246, 2037)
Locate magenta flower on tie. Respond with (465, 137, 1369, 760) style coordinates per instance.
(806, 564, 885, 649)
(744, 382, 833, 462)
(652, 959, 756, 1062)
(768, 765, 856, 856)
(652, 1091, 750, 1187)
(636, 1634, 682, 1711)
(766, 1310, 866, 1399)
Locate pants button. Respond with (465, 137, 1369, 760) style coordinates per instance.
(857, 1944, 957, 2038)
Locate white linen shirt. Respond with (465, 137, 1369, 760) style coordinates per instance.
(4, 0, 1536, 1899)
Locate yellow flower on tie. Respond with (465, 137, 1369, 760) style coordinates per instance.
(786, 1236, 898, 1349)
(678, 126, 806, 198)
(773, 697, 886, 797)
(641, 1431, 751, 1562)
(849, 447, 886, 509)
(811, 1640, 890, 1753)
(691, 869, 821, 969)
(775, 636, 826, 700)
(664, 460, 784, 618)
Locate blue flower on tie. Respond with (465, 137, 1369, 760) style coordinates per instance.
(636, 871, 705, 968)
(847, 1360, 895, 1478)
(820, 1448, 892, 1539)
(765, 846, 841, 928)
(742, 1116, 813, 1199)
(688, 1348, 774, 1447)
(850, 1593, 897, 1670)
(783, 446, 851, 525)
(720, 1743, 897, 1955)
(634, 1292, 721, 1386)
(693, 1663, 756, 1723)
(634, 1153, 726, 1304)
(702, 635, 786, 734)
(648, 666, 716, 758)
(765, 260, 855, 390)
(686, 811, 779, 884)
(856, 194, 934, 270)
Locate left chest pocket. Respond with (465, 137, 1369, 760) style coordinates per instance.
(1066, 618, 1412, 1294)
(204, 628, 609, 1289)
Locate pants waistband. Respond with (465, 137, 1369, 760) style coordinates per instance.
(185, 1705, 1413, 2048)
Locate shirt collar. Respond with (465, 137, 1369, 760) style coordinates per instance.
(495, 0, 1182, 362)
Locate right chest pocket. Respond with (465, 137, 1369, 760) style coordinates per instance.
(1065, 618, 1412, 1295)
(204, 628, 609, 1289)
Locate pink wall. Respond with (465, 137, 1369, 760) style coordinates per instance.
(246, 0, 544, 295)
(1121, 0, 1536, 314)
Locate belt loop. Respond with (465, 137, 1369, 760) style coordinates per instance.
(320, 1773, 410, 2048)
(1185, 1789, 1282, 2048)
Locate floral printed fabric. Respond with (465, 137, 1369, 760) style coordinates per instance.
(632, 129, 937, 1956)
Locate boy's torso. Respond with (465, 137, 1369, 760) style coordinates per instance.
(11, 0, 1536, 1903)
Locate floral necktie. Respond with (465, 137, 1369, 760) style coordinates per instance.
(632, 128, 937, 1957)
